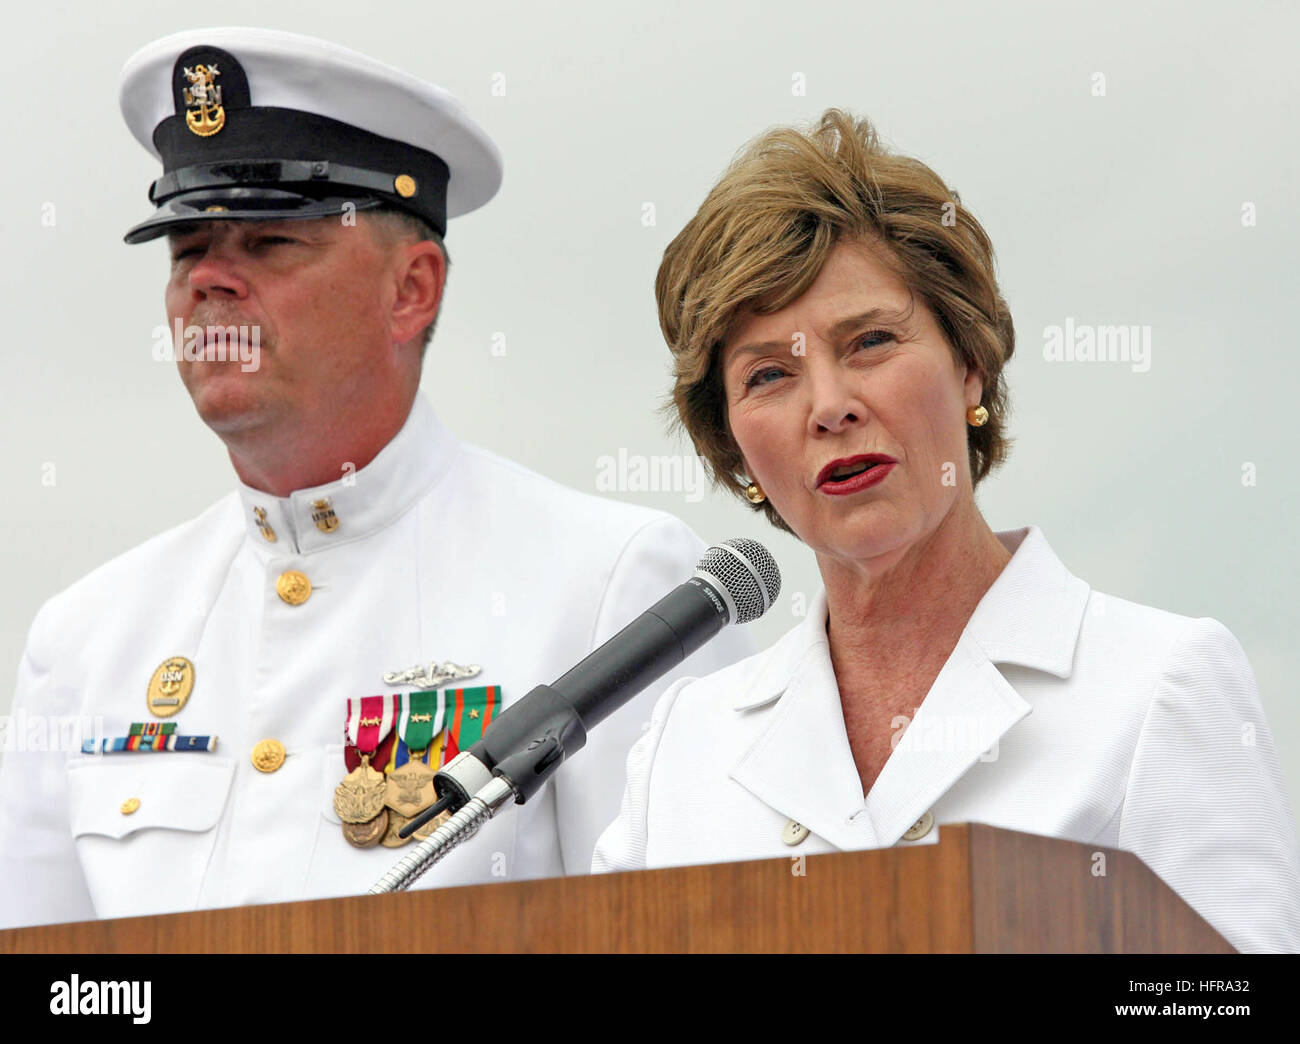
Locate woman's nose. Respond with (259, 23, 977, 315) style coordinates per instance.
(806, 368, 866, 435)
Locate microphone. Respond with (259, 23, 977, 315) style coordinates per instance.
(398, 538, 780, 836)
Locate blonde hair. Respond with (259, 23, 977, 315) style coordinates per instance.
(657, 108, 1015, 533)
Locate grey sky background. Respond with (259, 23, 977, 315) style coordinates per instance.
(3, 1, 1298, 815)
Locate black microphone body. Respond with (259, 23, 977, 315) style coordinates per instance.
(556, 575, 729, 730)
(407, 539, 778, 835)
(460, 577, 730, 802)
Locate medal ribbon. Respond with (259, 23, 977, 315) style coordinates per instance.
(443, 685, 500, 762)
(345, 694, 399, 755)
(127, 721, 176, 750)
(398, 690, 443, 753)
(343, 694, 402, 773)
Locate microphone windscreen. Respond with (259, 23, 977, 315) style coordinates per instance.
(695, 538, 781, 624)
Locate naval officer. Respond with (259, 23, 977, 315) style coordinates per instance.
(0, 27, 754, 929)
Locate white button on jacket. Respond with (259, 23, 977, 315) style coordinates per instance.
(592, 526, 1300, 954)
(0, 394, 756, 929)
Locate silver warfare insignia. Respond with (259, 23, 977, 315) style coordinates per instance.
(382, 661, 481, 688)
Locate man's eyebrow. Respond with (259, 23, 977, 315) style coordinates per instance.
(727, 304, 914, 361)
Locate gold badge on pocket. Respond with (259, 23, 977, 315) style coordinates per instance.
(147, 656, 195, 718)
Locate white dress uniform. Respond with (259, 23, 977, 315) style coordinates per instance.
(593, 525, 1300, 954)
(0, 394, 755, 928)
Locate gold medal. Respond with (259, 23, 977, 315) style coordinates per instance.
(381, 807, 414, 848)
(342, 808, 388, 849)
(385, 759, 437, 818)
(333, 755, 387, 824)
(146, 656, 195, 718)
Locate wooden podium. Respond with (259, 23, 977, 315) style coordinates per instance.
(0, 823, 1235, 953)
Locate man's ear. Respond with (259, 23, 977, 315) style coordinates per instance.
(389, 239, 446, 347)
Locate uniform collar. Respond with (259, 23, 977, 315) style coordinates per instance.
(731, 525, 1088, 712)
(727, 525, 1091, 847)
(235, 393, 457, 555)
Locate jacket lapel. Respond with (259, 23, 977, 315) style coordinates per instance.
(730, 631, 887, 850)
(866, 634, 1031, 843)
(727, 526, 1090, 850)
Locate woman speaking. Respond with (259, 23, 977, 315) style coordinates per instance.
(592, 109, 1300, 954)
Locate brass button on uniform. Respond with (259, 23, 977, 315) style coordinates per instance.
(901, 810, 935, 842)
(781, 819, 810, 846)
(275, 570, 312, 606)
(120, 797, 141, 816)
(251, 738, 287, 773)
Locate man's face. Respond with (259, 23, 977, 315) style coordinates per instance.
(164, 216, 399, 435)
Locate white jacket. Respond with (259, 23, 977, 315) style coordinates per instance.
(0, 394, 755, 928)
(593, 525, 1300, 954)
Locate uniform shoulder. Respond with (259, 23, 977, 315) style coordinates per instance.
(32, 493, 243, 635)
(453, 441, 699, 547)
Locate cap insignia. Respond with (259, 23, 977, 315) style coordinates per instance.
(183, 63, 225, 137)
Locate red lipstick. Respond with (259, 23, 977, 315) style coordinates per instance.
(816, 454, 897, 495)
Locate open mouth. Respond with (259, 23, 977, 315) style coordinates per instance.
(816, 454, 896, 488)
(827, 461, 876, 481)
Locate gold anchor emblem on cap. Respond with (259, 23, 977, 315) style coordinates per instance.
(147, 656, 195, 718)
(311, 498, 339, 534)
(182, 64, 225, 137)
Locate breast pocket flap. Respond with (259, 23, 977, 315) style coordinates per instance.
(67, 756, 236, 839)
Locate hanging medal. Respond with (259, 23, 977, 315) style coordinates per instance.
(334, 694, 399, 848)
(388, 685, 502, 844)
(382, 690, 445, 847)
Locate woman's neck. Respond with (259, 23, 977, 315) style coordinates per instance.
(818, 496, 1012, 691)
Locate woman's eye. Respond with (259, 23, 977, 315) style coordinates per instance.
(857, 329, 894, 350)
(744, 367, 786, 388)
(171, 246, 202, 261)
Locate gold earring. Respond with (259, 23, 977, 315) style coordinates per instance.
(744, 481, 766, 504)
(967, 405, 989, 427)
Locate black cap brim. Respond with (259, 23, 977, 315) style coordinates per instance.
(124, 187, 385, 244)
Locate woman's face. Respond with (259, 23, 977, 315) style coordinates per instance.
(721, 238, 984, 567)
